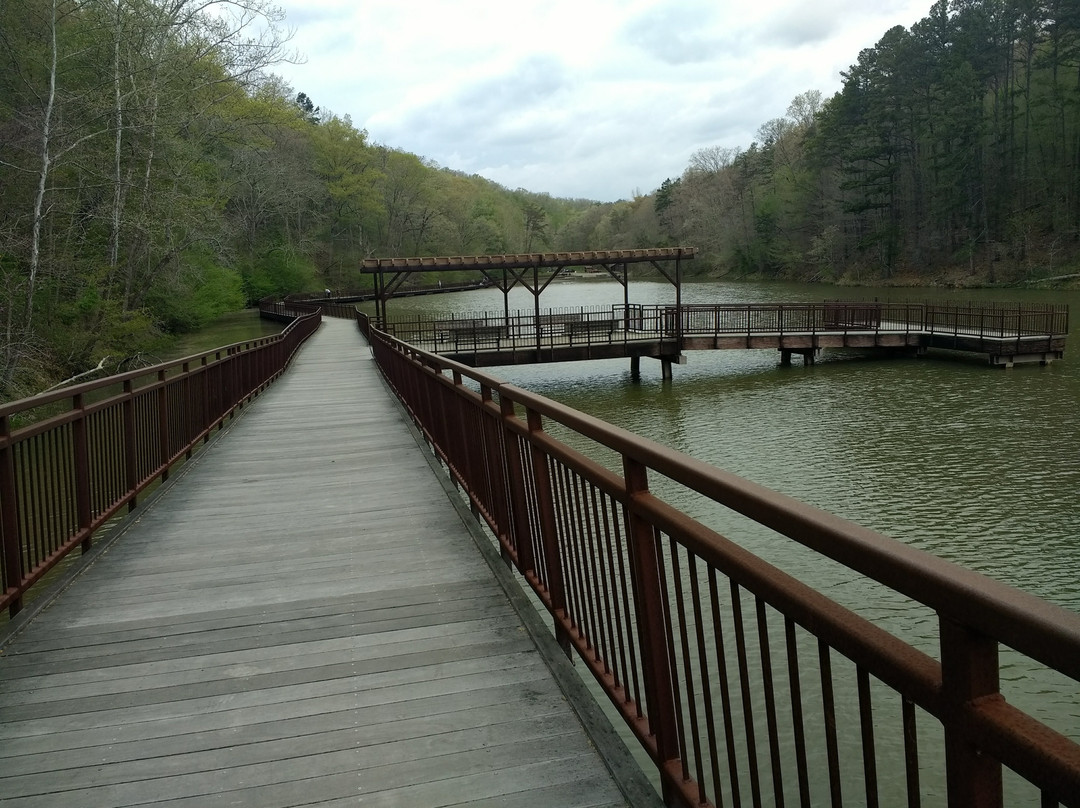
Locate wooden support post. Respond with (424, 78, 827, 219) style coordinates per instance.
(780, 349, 792, 367)
(630, 355, 640, 379)
(940, 618, 1003, 808)
(623, 456, 681, 805)
(661, 358, 672, 380)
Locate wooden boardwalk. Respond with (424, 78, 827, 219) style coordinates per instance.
(0, 319, 652, 807)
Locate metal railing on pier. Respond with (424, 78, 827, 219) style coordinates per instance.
(374, 301, 1067, 362)
(0, 301, 321, 616)
(363, 312, 1080, 808)
(380, 305, 664, 353)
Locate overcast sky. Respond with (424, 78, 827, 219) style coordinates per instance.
(272, 0, 934, 202)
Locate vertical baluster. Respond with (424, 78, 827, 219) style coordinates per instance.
(527, 408, 572, 656)
(709, 570, 743, 807)
(858, 667, 880, 808)
(71, 394, 92, 552)
(157, 370, 170, 481)
(588, 484, 616, 678)
(785, 618, 811, 808)
(819, 641, 842, 807)
(902, 697, 921, 808)
(623, 456, 681, 804)
(614, 500, 645, 715)
(756, 598, 785, 808)
(556, 463, 585, 642)
(0, 414, 24, 615)
(123, 380, 137, 507)
(670, 542, 702, 794)
(500, 395, 534, 572)
(689, 559, 726, 807)
(731, 581, 764, 808)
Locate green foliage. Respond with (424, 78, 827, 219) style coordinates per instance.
(239, 247, 319, 303)
(654, 0, 1080, 281)
(144, 253, 246, 333)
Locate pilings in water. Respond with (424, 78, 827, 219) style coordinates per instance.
(779, 348, 818, 366)
(630, 353, 683, 381)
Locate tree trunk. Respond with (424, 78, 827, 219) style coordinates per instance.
(26, 0, 59, 333)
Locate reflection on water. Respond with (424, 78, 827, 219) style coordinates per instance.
(369, 278, 1080, 782)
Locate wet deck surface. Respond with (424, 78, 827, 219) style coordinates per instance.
(0, 318, 640, 807)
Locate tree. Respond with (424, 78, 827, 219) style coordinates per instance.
(519, 198, 550, 252)
(294, 91, 320, 124)
(0, 0, 297, 398)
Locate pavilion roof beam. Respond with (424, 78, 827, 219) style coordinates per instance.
(535, 265, 567, 295)
(649, 260, 678, 287)
(384, 271, 411, 297)
(360, 247, 695, 274)
(481, 269, 520, 293)
(505, 266, 538, 295)
(595, 263, 628, 287)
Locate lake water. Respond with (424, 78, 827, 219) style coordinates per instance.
(362, 278, 1079, 800)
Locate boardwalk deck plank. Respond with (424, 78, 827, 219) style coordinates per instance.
(0, 318, 644, 807)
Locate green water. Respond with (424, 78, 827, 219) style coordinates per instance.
(366, 279, 1079, 800)
(162, 308, 284, 362)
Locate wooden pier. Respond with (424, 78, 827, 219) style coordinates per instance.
(0, 319, 655, 807)
(378, 301, 1068, 374)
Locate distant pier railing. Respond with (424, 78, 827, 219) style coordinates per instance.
(0, 302, 321, 617)
(664, 301, 1068, 339)
(375, 300, 1066, 367)
(364, 314, 1080, 808)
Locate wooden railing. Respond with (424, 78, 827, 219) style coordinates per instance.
(364, 315, 1080, 808)
(0, 302, 321, 616)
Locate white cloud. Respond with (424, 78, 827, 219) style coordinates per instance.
(272, 0, 934, 201)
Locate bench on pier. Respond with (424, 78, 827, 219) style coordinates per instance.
(447, 320, 509, 348)
(567, 318, 617, 341)
(536, 312, 584, 336)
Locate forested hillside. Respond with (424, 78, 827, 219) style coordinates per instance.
(2, 0, 1079, 400)
(0, 0, 595, 399)
(654, 1, 1080, 284)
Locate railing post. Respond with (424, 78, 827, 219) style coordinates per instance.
(623, 456, 682, 805)
(940, 617, 1003, 807)
(182, 362, 195, 459)
(158, 370, 171, 481)
(201, 356, 211, 443)
(71, 393, 93, 552)
(0, 414, 24, 616)
(526, 407, 572, 657)
(123, 380, 137, 511)
(500, 394, 536, 573)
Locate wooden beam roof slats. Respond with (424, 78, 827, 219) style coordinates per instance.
(360, 247, 695, 273)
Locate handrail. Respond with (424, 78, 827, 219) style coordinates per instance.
(366, 322, 1080, 807)
(0, 302, 321, 616)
